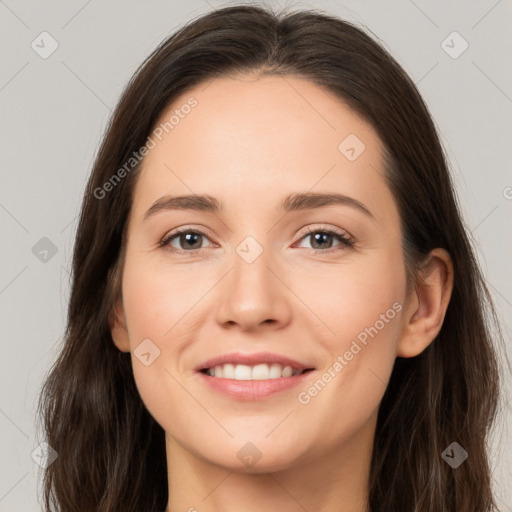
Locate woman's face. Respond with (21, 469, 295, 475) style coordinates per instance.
(111, 74, 410, 472)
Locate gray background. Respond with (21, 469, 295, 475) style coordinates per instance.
(1, 0, 511, 510)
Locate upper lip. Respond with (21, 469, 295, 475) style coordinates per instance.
(196, 352, 314, 372)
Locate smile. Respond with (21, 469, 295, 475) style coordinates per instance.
(200, 363, 309, 380)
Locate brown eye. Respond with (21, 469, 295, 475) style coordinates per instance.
(160, 229, 211, 253)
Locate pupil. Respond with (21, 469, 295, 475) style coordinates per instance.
(182, 233, 201, 249)
(312, 232, 332, 249)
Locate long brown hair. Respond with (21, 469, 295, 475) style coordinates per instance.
(37, 4, 505, 511)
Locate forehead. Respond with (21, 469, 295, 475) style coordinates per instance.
(131, 74, 397, 227)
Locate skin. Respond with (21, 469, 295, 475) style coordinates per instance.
(109, 73, 454, 512)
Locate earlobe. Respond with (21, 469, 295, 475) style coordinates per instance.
(109, 300, 131, 353)
(397, 248, 454, 358)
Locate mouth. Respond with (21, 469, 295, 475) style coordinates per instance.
(196, 352, 316, 400)
(196, 352, 315, 401)
(199, 363, 313, 380)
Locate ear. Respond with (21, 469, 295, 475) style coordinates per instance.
(397, 248, 454, 358)
(109, 299, 131, 353)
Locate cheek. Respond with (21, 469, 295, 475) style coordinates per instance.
(293, 249, 405, 412)
(296, 249, 406, 354)
(118, 256, 191, 422)
(121, 254, 205, 345)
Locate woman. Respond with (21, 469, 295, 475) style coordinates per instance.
(37, 4, 504, 511)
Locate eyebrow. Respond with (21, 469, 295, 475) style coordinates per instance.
(143, 192, 375, 221)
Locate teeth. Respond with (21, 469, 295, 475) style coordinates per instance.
(205, 363, 304, 380)
(234, 364, 252, 380)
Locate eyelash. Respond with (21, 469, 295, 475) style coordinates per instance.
(159, 225, 355, 255)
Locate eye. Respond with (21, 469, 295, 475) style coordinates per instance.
(159, 228, 214, 254)
(293, 226, 354, 253)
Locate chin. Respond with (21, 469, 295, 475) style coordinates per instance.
(193, 435, 308, 474)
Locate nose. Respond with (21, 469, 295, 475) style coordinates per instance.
(215, 247, 292, 332)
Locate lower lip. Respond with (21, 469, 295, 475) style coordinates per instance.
(198, 370, 314, 400)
